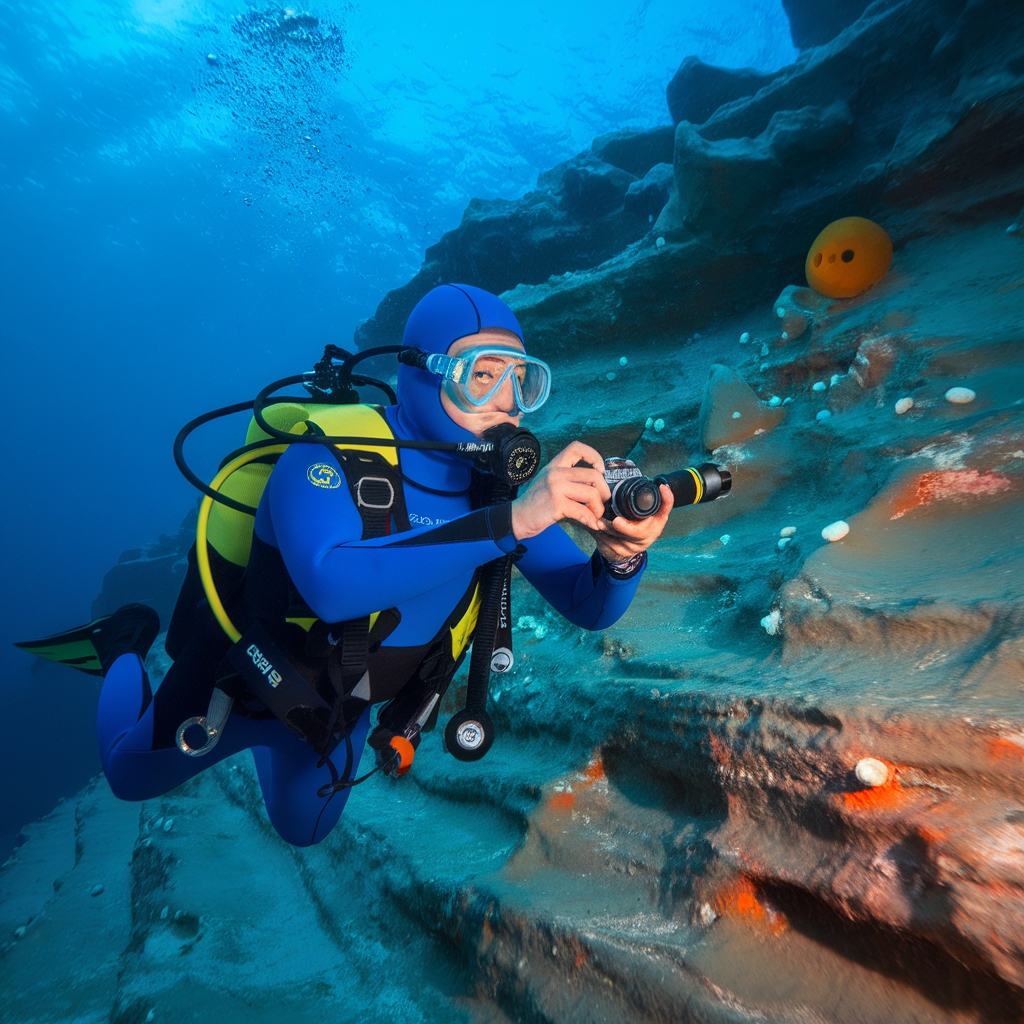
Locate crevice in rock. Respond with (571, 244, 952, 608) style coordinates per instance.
(758, 878, 1024, 1020)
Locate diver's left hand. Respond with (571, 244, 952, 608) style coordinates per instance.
(587, 483, 674, 562)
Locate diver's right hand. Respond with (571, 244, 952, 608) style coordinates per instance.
(510, 441, 612, 540)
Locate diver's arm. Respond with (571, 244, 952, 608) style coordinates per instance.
(265, 447, 515, 624)
(515, 523, 644, 631)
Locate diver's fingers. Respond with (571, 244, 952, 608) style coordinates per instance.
(655, 482, 674, 520)
(559, 502, 607, 532)
(556, 481, 608, 523)
(551, 440, 605, 471)
(551, 465, 612, 501)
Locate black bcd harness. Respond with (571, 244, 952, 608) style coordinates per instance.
(211, 443, 517, 794)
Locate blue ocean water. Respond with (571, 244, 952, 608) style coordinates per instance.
(0, 0, 796, 854)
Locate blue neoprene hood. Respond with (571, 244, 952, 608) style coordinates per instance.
(394, 283, 525, 444)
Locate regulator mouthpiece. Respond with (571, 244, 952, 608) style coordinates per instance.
(477, 423, 541, 487)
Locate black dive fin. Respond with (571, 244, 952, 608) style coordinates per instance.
(15, 604, 160, 677)
(14, 617, 110, 676)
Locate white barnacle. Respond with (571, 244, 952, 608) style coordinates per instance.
(895, 397, 914, 414)
(854, 758, 890, 787)
(945, 387, 976, 404)
(821, 520, 850, 542)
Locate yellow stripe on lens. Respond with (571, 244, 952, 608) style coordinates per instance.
(684, 467, 704, 504)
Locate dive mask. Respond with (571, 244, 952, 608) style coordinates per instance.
(422, 345, 552, 414)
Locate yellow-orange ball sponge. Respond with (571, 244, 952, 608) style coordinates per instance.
(805, 216, 892, 298)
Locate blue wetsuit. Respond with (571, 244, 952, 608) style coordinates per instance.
(97, 285, 645, 846)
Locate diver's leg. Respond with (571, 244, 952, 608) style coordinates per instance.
(97, 626, 246, 800)
(250, 706, 373, 847)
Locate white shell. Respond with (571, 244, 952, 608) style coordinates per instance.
(812, 381, 826, 392)
(655, 236, 666, 247)
(777, 537, 791, 550)
(731, 411, 742, 419)
(768, 395, 781, 407)
(619, 356, 628, 366)
(653, 418, 665, 432)
(760, 608, 782, 635)
(945, 386, 976, 404)
(739, 332, 750, 344)
(645, 416, 654, 429)
(780, 526, 796, 537)
(855, 758, 890, 787)
(719, 534, 731, 546)
(821, 520, 850, 542)
(895, 397, 914, 414)
(816, 409, 831, 421)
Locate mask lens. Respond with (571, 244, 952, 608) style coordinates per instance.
(465, 353, 517, 404)
(514, 362, 549, 411)
(436, 347, 551, 413)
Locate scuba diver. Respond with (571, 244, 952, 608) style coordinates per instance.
(17, 284, 677, 847)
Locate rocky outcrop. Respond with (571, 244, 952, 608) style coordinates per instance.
(665, 56, 777, 127)
(698, 363, 786, 450)
(782, 0, 878, 49)
(91, 510, 195, 626)
(353, 132, 675, 350)
(361, 0, 1023, 362)
(506, 0, 1023, 357)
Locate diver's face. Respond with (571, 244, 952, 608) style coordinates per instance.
(439, 330, 524, 437)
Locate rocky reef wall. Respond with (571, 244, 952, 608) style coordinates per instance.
(4, 1, 1024, 1021)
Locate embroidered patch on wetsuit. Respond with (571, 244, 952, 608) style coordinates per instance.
(307, 463, 342, 489)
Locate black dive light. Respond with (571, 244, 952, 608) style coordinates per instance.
(603, 458, 731, 521)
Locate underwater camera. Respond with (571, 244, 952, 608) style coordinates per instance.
(602, 458, 731, 521)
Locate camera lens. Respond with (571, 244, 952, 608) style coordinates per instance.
(606, 478, 661, 520)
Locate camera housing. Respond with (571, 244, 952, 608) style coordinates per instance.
(602, 458, 731, 521)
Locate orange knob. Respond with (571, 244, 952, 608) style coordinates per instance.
(389, 736, 415, 776)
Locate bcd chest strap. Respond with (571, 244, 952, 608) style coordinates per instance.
(226, 619, 336, 754)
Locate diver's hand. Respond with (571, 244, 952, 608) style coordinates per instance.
(588, 483, 673, 562)
(511, 441, 612, 539)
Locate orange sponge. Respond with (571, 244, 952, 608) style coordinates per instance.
(806, 216, 892, 298)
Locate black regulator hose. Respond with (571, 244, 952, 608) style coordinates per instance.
(445, 476, 515, 762)
(252, 373, 470, 454)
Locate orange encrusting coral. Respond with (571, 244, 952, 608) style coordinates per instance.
(713, 877, 787, 935)
(547, 792, 575, 811)
(986, 735, 1024, 761)
(841, 777, 907, 811)
(890, 469, 1011, 520)
(544, 753, 606, 813)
